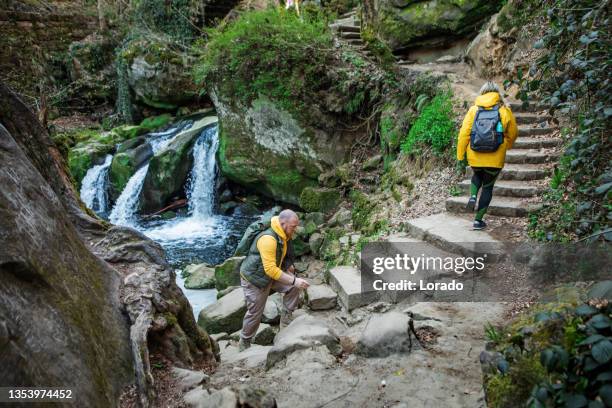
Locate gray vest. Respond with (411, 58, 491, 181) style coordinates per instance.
(240, 228, 285, 288)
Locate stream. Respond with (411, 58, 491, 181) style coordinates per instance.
(80, 119, 255, 318)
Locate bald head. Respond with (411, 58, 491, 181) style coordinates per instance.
(278, 209, 299, 239)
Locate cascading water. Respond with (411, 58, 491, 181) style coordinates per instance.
(187, 125, 219, 219)
(80, 154, 112, 215)
(108, 123, 188, 226)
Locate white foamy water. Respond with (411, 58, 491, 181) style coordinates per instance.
(80, 154, 112, 214)
(108, 164, 149, 226)
(188, 125, 219, 219)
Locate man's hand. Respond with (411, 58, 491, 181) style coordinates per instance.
(294, 277, 310, 289)
(287, 265, 295, 274)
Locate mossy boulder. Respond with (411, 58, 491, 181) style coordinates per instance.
(214, 256, 245, 291)
(68, 141, 115, 189)
(364, 0, 503, 52)
(139, 116, 218, 213)
(109, 142, 153, 200)
(123, 38, 199, 109)
(299, 187, 341, 213)
(184, 264, 216, 289)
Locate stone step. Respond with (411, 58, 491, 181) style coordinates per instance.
(514, 113, 552, 126)
(329, 265, 379, 311)
(404, 213, 505, 261)
(505, 149, 559, 164)
(458, 179, 544, 197)
(346, 38, 365, 45)
(446, 195, 542, 217)
(467, 164, 549, 181)
(340, 31, 361, 39)
(336, 25, 360, 33)
(519, 126, 553, 136)
(340, 10, 357, 18)
(508, 101, 549, 113)
(513, 137, 562, 149)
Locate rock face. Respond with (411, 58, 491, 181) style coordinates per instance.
(211, 91, 358, 204)
(363, 0, 503, 52)
(198, 288, 246, 334)
(139, 116, 218, 213)
(266, 314, 341, 369)
(124, 38, 199, 109)
(0, 86, 132, 407)
(355, 311, 412, 357)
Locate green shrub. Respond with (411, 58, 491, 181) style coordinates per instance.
(400, 92, 455, 157)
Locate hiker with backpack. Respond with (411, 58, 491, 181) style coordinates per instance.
(238, 209, 310, 351)
(456, 81, 518, 230)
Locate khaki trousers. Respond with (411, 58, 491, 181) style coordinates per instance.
(240, 276, 300, 340)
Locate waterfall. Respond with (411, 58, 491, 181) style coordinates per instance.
(187, 125, 219, 219)
(80, 154, 112, 214)
(108, 123, 186, 226)
(108, 164, 149, 226)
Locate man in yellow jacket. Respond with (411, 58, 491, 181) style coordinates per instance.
(238, 209, 310, 351)
(457, 82, 518, 230)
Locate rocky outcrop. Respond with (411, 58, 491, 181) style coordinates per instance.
(198, 287, 246, 334)
(123, 38, 199, 109)
(211, 91, 362, 204)
(0, 87, 132, 407)
(0, 84, 216, 407)
(139, 116, 218, 213)
(363, 0, 503, 53)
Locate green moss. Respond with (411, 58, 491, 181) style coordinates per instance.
(214, 257, 243, 291)
(299, 187, 342, 213)
(109, 153, 137, 194)
(68, 151, 93, 188)
(349, 189, 376, 231)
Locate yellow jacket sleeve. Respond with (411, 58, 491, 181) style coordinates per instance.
(502, 107, 518, 149)
(457, 106, 477, 161)
(256, 235, 283, 280)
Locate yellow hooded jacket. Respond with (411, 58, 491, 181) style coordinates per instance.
(457, 92, 519, 169)
(255, 216, 287, 280)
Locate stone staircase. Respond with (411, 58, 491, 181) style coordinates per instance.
(446, 101, 558, 217)
(329, 8, 374, 60)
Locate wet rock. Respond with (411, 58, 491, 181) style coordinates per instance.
(266, 315, 341, 369)
(109, 142, 153, 200)
(299, 187, 341, 213)
(214, 256, 245, 291)
(219, 188, 233, 203)
(355, 312, 412, 357)
(306, 285, 338, 310)
(198, 288, 246, 334)
(184, 264, 216, 289)
(219, 201, 239, 215)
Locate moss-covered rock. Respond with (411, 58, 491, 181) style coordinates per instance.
(109, 142, 153, 200)
(68, 141, 115, 189)
(122, 37, 199, 109)
(198, 288, 246, 334)
(299, 187, 341, 213)
(364, 0, 503, 52)
(139, 116, 217, 213)
(214, 256, 245, 291)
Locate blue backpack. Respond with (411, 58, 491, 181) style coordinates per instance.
(470, 105, 504, 152)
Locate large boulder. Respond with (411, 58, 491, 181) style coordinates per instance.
(198, 288, 246, 334)
(123, 38, 199, 109)
(0, 90, 132, 406)
(266, 314, 341, 369)
(139, 116, 218, 213)
(363, 0, 503, 53)
(211, 92, 360, 205)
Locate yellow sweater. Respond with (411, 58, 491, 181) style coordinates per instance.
(456, 92, 519, 168)
(256, 216, 287, 280)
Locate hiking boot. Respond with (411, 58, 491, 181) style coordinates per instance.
(280, 309, 294, 329)
(473, 220, 487, 230)
(238, 337, 251, 352)
(466, 196, 477, 212)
